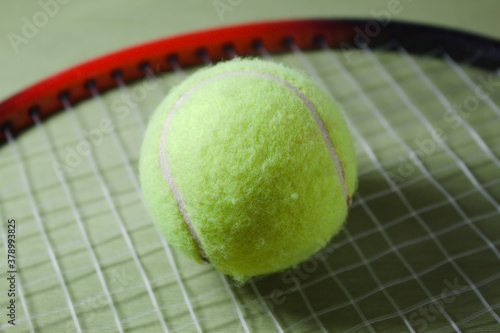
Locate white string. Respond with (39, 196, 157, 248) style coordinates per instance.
(363, 44, 500, 229)
(3, 145, 497, 276)
(320, 43, 500, 324)
(90, 82, 203, 333)
(294, 40, 500, 330)
(322, 258, 376, 333)
(398, 46, 500, 169)
(249, 279, 285, 332)
(6, 208, 496, 330)
(60, 98, 170, 332)
(288, 238, 500, 332)
(114, 76, 147, 131)
(219, 272, 250, 333)
(434, 303, 500, 333)
(32, 112, 124, 332)
(197, 49, 213, 66)
(168, 58, 186, 80)
(346, 272, 500, 333)
(4, 128, 82, 332)
(339, 62, 456, 109)
(442, 52, 500, 119)
(381, 48, 500, 216)
(256, 43, 272, 60)
(2, 42, 499, 333)
(144, 65, 167, 102)
(5, 164, 498, 297)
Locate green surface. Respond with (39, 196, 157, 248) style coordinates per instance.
(0, 1, 500, 332)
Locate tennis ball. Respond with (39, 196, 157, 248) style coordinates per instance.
(139, 58, 356, 283)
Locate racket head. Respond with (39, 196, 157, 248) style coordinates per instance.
(1, 19, 500, 333)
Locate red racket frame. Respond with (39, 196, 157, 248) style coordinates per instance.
(1, 18, 499, 142)
(0, 19, 358, 142)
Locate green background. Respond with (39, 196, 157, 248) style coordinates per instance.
(1, 0, 500, 101)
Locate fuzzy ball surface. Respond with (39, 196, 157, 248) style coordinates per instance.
(139, 58, 357, 283)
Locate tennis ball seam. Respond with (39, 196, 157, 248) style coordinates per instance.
(157, 69, 350, 264)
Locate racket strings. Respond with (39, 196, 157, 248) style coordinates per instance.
(287, 40, 463, 331)
(3, 120, 497, 240)
(273, 40, 500, 329)
(1, 58, 496, 332)
(1, 37, 499, 332)
(330, 41, 500, 326)
(33, 108, 124, 332)
(441, 54, 500, 118)
(280, 236, 500, 333)
(4, 127, 82, 332)
(240, 40, 499, 331)
(5, 91, 178, 332)
(398, 47, 500, 168)
(105, 73, 207, 333)
(63, 81, 217, 332)
(359, 46, 500, 247)
(96, 65, 252, 332)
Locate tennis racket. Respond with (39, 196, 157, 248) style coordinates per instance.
(1, 19, 499, 332)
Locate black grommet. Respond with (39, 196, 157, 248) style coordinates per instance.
(195, 48, 207, 57)
(251, 39, 262, 49)
(28, 105, 40, 117)
(138, 61, 149, 70)
(84, 79, 96, 90)
(313, 35, 325, 45)
(167, 54, 178, 63)
(111, 69, 122, 79)
(283, 36, 294, 46)
(58, 90, 70, 101)
(1, 121, 12, 133)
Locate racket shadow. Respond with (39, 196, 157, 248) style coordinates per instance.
(236, 169, 490, 332)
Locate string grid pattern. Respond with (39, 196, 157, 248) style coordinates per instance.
(0, 41, 499, 332)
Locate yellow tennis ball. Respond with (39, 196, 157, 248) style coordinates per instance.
(139, 58, 357, 283)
